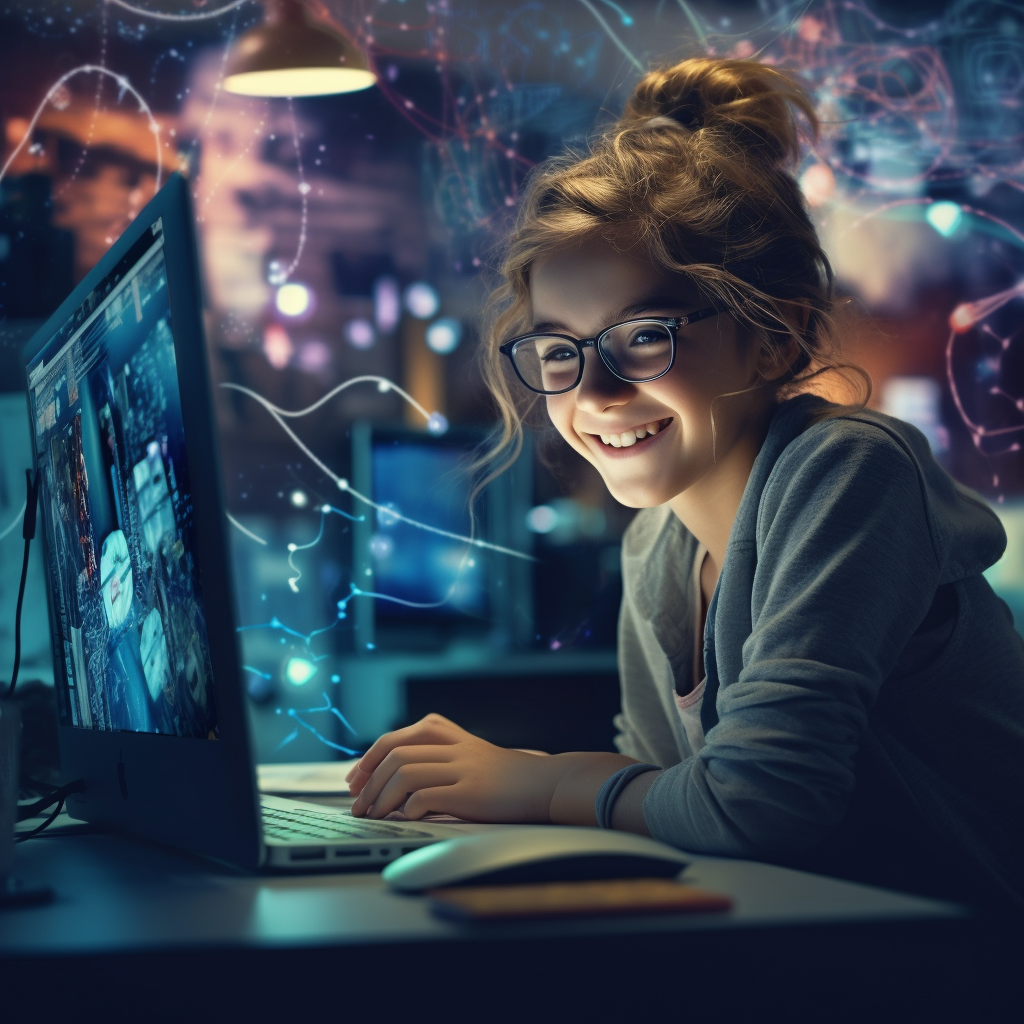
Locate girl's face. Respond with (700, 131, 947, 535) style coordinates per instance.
(530, 238, 777, 509)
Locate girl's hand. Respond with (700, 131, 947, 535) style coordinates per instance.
(345, 713, 558, 823)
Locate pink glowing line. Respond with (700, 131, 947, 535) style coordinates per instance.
(949, 281, 1024, 335)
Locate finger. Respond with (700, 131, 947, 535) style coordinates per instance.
(350, 745, 455, 814)
(354, 714, 460, 779)
(365, 765, 458, 820)
(402, 786, 459, 821)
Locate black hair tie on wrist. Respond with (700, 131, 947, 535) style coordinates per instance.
(594, 763, 660, 829)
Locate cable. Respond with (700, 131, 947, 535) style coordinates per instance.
(7, 468, 39, 699)
(16, 778, 85, 821)
(14, 796, 66, 842)
(13, 778, 85, 842)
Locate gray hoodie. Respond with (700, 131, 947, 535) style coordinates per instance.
(616, 393, 1024, 910)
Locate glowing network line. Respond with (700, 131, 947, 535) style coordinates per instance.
(949, 280, 1024, 335)
(0, 65, 163, 194)
(267, 99, 310, 286)
(275, 691, 362, 756)
(575, 0, 644, 72)
(220, 376, 533, 561)
(0, 501, 27, 543)
(287, 503, 364, 593)
(226, 511, 268, 546)
(237, 614, 340, 648)
(104, 0, 253, 21)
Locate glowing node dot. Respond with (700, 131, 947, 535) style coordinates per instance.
(949, 304, 975, 333)
(290, 490, 308, 508)
(377, 380, 391, 393)
(427, 412, 449, 435)
(331, 674, 340, 683)
(287, 543, 297, 552)
(285, 657, 317, 687)
(298, 182, 311, 195)
(337, 478, 349, 491)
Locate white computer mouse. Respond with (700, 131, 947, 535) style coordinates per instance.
(381, 826, 689, 893)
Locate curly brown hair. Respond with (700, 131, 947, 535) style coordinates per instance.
(475, 57, 870, 486)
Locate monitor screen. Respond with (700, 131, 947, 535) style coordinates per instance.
(26, 217, 217, 738)
(370, 436, 487, 619)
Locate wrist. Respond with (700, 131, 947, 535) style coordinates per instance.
(545, 752, 641, 825)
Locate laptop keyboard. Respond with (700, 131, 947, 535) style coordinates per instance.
(261, 800, 434, 842)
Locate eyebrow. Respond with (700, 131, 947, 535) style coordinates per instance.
(530, 294, 701, 335)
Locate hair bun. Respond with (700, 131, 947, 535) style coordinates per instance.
(623, 57, 817, 168)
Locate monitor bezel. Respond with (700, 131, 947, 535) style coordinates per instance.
(21, 173, 264, 869)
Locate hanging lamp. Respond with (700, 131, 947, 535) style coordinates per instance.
(223, 0, 376, 98)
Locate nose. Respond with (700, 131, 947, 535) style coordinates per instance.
(574, 349, 634, 413)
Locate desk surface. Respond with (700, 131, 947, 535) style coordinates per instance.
(1, 830, 961, 957)
(4, 829, 1018, 1021)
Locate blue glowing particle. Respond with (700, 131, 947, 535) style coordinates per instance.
(427, 412, 449, 435)
(331, 674, 341, 683)
(926, 201, 963, 237)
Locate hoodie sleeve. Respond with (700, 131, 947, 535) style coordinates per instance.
(642, 421, 944, 857)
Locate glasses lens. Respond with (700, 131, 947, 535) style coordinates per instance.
(599, 320, 674, 381)
(511, 336, 581, 393)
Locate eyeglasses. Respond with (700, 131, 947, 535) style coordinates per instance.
(499, 306, 723, 395)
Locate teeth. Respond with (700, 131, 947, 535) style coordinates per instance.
(597, 420, 669, 448)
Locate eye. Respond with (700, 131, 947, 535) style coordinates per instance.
(539, 343, 579, 363)
(627, 326, 671, 347)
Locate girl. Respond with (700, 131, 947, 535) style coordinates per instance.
(348, 58, 1024, 911)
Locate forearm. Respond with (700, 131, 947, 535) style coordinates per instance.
(545, 752, 659, 833)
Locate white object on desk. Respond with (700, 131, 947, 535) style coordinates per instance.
(382, 826, 691, 892)
(256, 760, 360, 796)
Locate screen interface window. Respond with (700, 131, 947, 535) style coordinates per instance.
(27, 219, 217, 738)
(372, 440, 486, 618)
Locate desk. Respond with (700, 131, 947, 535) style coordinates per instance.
(0, 831, 1017, 1021)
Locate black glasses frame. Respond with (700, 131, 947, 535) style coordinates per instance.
(499, 305, 723, 395)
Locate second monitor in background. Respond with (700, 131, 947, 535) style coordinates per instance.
(349, 422, 534, 653)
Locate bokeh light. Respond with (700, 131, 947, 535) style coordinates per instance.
(345, 318, 375, 350)
(425, 317, 462, 354)
(403, 282, 440, 319)
(275, 282, 313, 318)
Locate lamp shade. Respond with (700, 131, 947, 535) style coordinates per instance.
(224, 0, 376, 97)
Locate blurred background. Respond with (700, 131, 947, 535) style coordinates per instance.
(1, 0, 1022, 762)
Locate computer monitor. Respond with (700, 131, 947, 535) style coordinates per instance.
(22, 174, 260, 866)
(350, 422, 534, 651)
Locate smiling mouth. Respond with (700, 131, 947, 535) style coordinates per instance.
(593, 418, 672, 449)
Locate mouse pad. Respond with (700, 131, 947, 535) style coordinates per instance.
(428, 878, 732, 922)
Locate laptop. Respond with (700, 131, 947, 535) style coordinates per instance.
(22, 173, 490, 870)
